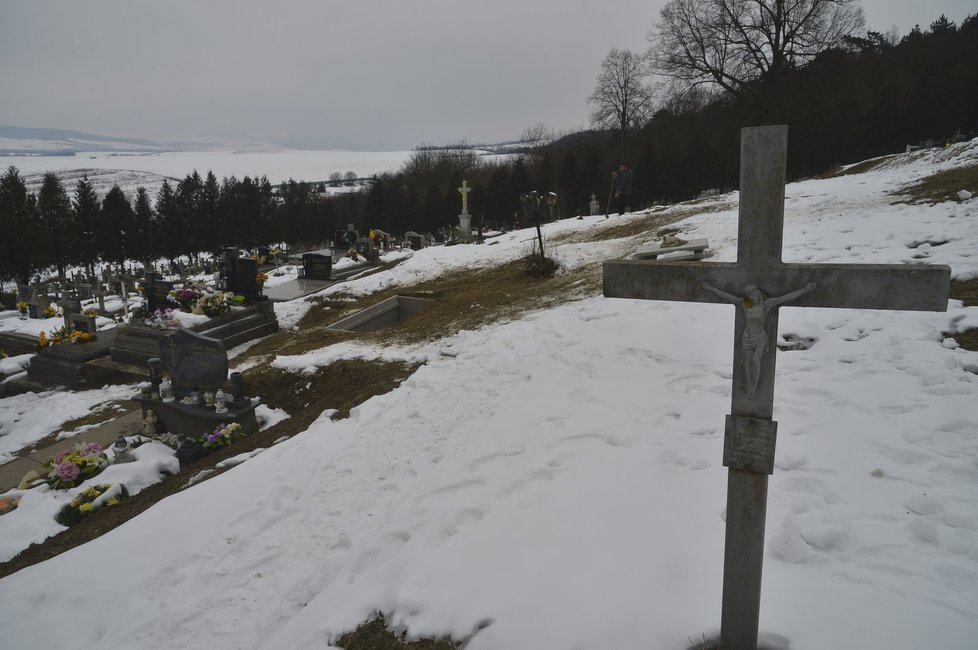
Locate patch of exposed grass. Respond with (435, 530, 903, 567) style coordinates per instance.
(950, 278, 978, 307)
(894, 164, 978, 204)
(336, 616, 462, 650)
(946, 279, 978, 352)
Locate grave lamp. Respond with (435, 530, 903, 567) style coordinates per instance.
(111, 436, 134, 464)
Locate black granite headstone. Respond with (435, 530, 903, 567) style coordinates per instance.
(146, 276, 174, 314)
(302, 252, 332, 280)
(232, 257, 260, 297)
(159, 329, 229, 399)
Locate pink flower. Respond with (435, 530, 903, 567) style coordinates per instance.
(81, 443, 102, 456)
(53, 450, 71, 465)
(57, 461, 80, 481)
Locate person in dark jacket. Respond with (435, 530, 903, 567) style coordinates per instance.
(614, 163, 633, 215)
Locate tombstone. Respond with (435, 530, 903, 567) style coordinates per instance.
(406, 231, 424, 251)
(589, 193, 600, 216)
(257, 245, 271, 261)
(302, 252, 333, 280)
(333, 230, 350, 249)
(76, 283, 94, 300)
(34, 292, 52, 317)
(603, 125, 951, 649)
(355, 238, 378, 262)
(231, 257, 261, 299)
(70, 313, 97, 334)
(0, 291, 15, 310)
(61, 297, 82, 329)
(145, 275, 175, 314)
(458, 179, 473, 243)
(158, 329, 229, 400)
(17, 283, 31, 302)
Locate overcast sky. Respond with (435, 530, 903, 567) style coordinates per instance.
(0, 0, 973, 150)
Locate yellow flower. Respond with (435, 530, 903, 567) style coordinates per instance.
(79, 503, 94, 513)
(106, 498, 119, 506)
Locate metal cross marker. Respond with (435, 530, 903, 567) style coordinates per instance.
(458, 180, 471, 215)
(603, 125, 950, 650)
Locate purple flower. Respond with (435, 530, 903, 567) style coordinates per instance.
(82, 443, 102, 456)
(57, 461, 80, 481)
(53, 450, 71, 465)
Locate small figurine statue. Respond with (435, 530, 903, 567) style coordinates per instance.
(203, 391, 215, 407)
(142, 409, 158, 436)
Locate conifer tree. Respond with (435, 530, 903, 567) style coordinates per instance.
(37, 172, 75, 280)
(0, 166, 41, 284)
(73, 177, 101, 277)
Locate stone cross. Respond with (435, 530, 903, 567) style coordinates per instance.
(603, 125, 950, 650)
(458, 180, 471, 215)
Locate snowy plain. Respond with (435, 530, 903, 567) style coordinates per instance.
(0, 141, 977, 649)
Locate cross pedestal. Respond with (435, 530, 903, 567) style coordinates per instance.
(603, 125, 950, 649)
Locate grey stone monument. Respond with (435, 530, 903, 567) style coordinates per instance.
(589, 193, 600, 216)
(458, 179, 473, 244)
(603, 125, 951, 650)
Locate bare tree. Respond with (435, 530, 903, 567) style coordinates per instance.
(587, 48, 655, 159)
(649, 0, 865, 101)
(520, 122, 554, 149)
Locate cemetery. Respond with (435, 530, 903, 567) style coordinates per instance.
(1, 137, 976, 650)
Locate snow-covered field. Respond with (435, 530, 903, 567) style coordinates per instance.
(2, 149, 419, 197)
(0, 141, 976, 649)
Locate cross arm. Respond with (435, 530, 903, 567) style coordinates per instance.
(603, 260, 744, 304)
(778, 263, 951, 312)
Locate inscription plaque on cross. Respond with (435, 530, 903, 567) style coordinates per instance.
(603, 125, 950, 649)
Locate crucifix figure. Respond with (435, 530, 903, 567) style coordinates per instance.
(603, 125, 950, 649)
(704, 282, 816, 398)
(458, 180, 471, 215)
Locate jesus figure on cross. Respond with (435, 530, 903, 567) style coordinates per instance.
(704, 281, 816, 397)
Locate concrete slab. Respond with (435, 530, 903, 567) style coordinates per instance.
(1, 408, 144, 492)
(263, 278, 335, 302)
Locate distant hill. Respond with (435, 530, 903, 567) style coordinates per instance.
(0, 125, 166, 155)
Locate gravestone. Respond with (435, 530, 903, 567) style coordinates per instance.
(34, 291, 52, 317)
(132, 327, 259, 440)
(302, 251, 333, 280)
(61, 297, 82, 329)
(145, 275, 175, 314)
(233, 257, 261, 298)
(603, 125, 951, 649)
(159, 328, 229, 399)
(77, 283, 94, 300)
(406, 231, 424, 251)
(70, 313, 97, 334)
(458, 179, 473, 243)
(355, 238, 378, 262)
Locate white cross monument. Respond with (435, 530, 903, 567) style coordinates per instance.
(603, 125, 950, 650)
(458, 180, 473, 243)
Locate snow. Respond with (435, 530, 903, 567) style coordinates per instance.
(1, 141, 977, 649)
